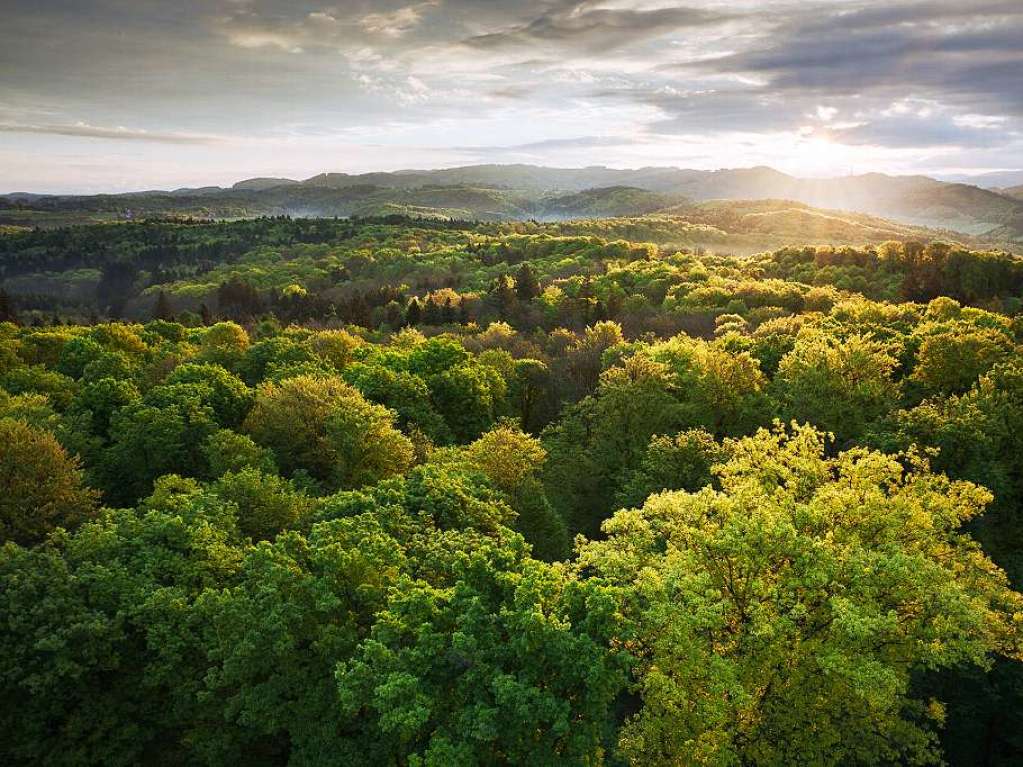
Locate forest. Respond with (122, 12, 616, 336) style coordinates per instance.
(3, 214, 1023, 766)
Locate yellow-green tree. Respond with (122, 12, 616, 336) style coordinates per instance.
(244, 374, 413, 491)
(774, 330, 899, 442)
(578, 425, 1022, 767)
(0, 418, 99, 545)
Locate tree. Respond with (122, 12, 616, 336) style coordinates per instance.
(0, 476, 244, 767)
(774, 330, 899, 443)
(429, 362, 508, 442)
(0, 418, 99, 545)
(544, 355, 688, 537)
(423, 296, 443, 325)
(564, 320, 625, 396)
(325, 393, 416, 490)
(488, 274, 518, 320)
(306, 329, 362, 371)
(101, 384, 220, 505)
(405, 297, 422, 326)
(614, 428, 729, 509)
(577, 425, 1023, 767)
(244, 374, 413, 491)
(648, 336, 773, 437)
(70, 376, 140, 438)
(0, 289, 18, 325)
(912, 324, 1013, 396)
(211, 468, 313, 542)
(202, 428, 277, 478)
(152, 290, 174, 321)
(336, 542, 628, 765)
(510, 358, 553, 432)
(96, 261, 139, 318)
(217, 276, 262, 319)
(199, 321, 250, 370)
(189, 516, 404, 763)
(464, 424, 570, 560)
(515, 262, 541, 302)
(165, 362, 253, 428)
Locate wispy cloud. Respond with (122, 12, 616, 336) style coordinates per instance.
(463, 2, 732, 54)
(0, 121, 223, 144)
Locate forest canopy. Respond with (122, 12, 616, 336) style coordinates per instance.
(2, 214, 1023, 766)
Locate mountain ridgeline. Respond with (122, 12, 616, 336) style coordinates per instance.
(4, 164, 1023, 243)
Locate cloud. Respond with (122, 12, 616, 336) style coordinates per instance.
(463, 2, 732, 54)
(674, 0, 1023, 115)
(361, 2, 438, 38)
(455, 135, 631, 153)
(3, 0, 1023, 189)
(0, 121, 222, 144)
(832, 115, 1018, 149)
(217, 1, 439, 53)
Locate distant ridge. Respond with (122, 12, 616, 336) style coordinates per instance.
(941, 170, 1023, 189)
(232, 177, 301, 191)
(5, 164, 1023, 242)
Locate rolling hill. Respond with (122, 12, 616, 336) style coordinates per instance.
(4, 164, 1023, 243)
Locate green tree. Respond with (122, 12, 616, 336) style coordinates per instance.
(544, 355, 687, 537)
(165, 362, 253, 428)
(337, 543, 628, 765)
(199, 321, 250, 371)
(244, 374, 413, 491)
(774, 330, 899, 443)
(614, 428, 729, 509)
(912, 324, 1014, 396)
(202, 429, 277, 478)
(0, 418, 99, 545)
(211, 468, 314, 542)
(430, 362, 508, 442)
(463, 424, 570, 560)
(578, 425, 1023, 767)
(102, 384, 219, 504)
(515, 262, 541, 302)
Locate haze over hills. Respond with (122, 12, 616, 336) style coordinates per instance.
(941, 170, 1023, 190)
(4, 164, 1023, 244)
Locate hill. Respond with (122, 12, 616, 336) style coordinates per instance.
(665, 199, 962, 246)
(535, 187, 684, 219)
(4, 164, 1023, 242)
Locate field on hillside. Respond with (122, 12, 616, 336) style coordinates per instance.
(2, 217, 1023, 766)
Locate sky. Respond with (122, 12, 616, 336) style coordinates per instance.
(1, 0, 1022, 193)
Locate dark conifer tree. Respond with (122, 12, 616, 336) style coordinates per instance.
(515, 263, 540, 302)
(442, 297, 458, 324)
(0, 289, 18, 325)
(153, 290, 174, 321)
(423, 297, 443, 325)
(406, 297, 422, 326)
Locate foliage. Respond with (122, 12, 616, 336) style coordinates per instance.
(0, 417, 99, 545)
(2, 215, 1023, 766)
(578, 425, 1023, 767)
